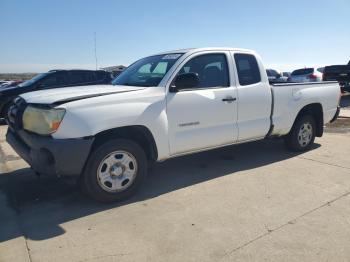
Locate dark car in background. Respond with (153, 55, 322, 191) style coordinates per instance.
(0, 81, 14, 88)
(323, 61, 350, 93)
(266, 69, 288, 83)
(0, 69, 112, 119)
(282, 72, 291, 78)
(0, 80, 23, 89)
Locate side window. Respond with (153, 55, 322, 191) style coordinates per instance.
(95, 71, 107, 81)
(178, 54, 229, 88)
(69, 72, 86, 85)
(234, 54, 261, 86)
(82, 72, 96, 83)
(39, 73, 66, 88)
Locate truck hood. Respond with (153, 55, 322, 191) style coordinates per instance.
(20, 85, 145, 105)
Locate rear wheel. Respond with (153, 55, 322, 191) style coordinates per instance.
(284, 115, 316, 152)
(80, 139, 147, 202)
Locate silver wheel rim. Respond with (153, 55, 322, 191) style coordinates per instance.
(97, 150, 138, 193)
(297, 122, 313, 147)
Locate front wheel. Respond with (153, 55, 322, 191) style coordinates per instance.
(284, 115, 316, 152)
(80, 139, 147, 202)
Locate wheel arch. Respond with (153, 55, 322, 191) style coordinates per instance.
(91, 125, 158, 163)
(293, 103, 324, 137)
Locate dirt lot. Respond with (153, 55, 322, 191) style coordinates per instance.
(1, 96, 350, 262)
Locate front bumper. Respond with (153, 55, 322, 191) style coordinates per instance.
(6, 129, 94, 176)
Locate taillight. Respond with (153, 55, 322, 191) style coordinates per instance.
(309, 74, 317, 79)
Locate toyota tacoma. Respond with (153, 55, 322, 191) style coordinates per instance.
(6, 48, 341, 202)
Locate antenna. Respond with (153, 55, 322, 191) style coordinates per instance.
(94, 32, 98, 70)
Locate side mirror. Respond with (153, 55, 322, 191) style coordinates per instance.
(170, 72, 199, 92)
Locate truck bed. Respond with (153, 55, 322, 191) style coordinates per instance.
(270, 81, 340, 137)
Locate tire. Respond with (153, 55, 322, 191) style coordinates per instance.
(284, 115, 316, 152)
(80, 139, 147, 202)
(0, 102, 12, 119)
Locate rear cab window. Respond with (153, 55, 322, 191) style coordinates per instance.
(234, 53, 261, 86)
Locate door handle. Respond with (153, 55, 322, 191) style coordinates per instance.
(222, 96, 237, 102)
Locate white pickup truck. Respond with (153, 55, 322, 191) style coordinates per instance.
(6, 48, 340, 202)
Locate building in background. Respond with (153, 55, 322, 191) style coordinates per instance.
(101, 65, 126, 77)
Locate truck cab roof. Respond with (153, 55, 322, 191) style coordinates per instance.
(155, 47, 255, 56)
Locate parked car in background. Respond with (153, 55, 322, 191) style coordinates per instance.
(6, 47, 340, 202)
(0, 69, 113, 119)
(0, 80, 23, 89)
(282, 72, 291, 78)
(0, 81, 15, 88)
(288, 67, 324, 82)
(266, 69, 288, 83)
(323, 61, 350, 93)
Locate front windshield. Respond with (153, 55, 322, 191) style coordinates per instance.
(112, 53, 183, 87)
(18, 73, 49, 87)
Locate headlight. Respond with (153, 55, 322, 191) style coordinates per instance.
(23, 106, 66, 135)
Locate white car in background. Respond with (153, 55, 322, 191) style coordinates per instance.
(289, 67, 324, 82)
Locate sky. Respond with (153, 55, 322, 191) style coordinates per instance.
(0, 0, 349, 73)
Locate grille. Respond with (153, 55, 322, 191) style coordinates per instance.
(7, 97, 27, 131)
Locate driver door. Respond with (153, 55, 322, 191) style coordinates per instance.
(166, 52, 238, 155)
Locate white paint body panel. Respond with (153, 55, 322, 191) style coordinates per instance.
(166, 51, 238, 155)
(271, 82, 340, 135)
(231, 51, 272, 141)
(21, 85, 145, 104)
(167, 87, 238, 155)
(20, 48, 340, 161)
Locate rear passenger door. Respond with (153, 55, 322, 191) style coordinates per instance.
(233, 53, 272, 141)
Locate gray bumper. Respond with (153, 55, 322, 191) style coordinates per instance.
(6, 129, 94, 176)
